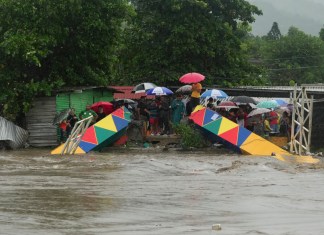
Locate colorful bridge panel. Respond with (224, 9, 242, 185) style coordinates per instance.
(190, 107, 290, 157)
(51, 107, 131, 155)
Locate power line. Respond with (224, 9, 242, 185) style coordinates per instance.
(257, 54, 324, 61)
(268, 65, 324, 71)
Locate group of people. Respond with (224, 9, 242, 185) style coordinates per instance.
(134, 82, 203, 136)
(205, 98, 292, 139)
(135, 94, 186, 136)
(59, 104, 107, 143)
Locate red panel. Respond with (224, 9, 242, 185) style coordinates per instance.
(189, 109, 206, 126)
(219, 126, 239, 145)
(112, 108, 125, 119)
(81, 125, 98, 145)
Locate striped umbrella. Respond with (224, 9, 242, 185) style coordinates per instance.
(146, 87, 173, 96)
(201, 89, 228, 99)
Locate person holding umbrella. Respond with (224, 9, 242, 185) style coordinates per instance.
(190, 82, 202, 111)
(179, 72, 205, 111)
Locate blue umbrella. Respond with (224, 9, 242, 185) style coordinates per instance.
(146, 87, 173, 96)
(256, 100, 280, 109)
(272, 99, 288, 107)
(201, 89, 228, 99)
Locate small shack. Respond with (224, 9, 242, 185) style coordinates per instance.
(26, 86, 120, 147)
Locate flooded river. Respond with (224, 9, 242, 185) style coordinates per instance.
(1, 149, 324, 235)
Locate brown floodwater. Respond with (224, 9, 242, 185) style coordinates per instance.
(1, 148, 324, 235)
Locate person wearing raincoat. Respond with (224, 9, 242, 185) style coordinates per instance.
(171, 94, 185, 125)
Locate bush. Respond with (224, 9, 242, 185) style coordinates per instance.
(173, 123, 207, 149)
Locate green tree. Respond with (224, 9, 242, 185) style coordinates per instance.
(267, 22, 282, 40)
(319, 26, 324, 41)
(264, 27, 324, 85)
(0, 0, 132, 119)
(119, 0, 262, 86)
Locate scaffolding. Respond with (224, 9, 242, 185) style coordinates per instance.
(60, 116, 93, 155)
(290, 85, 314, 155)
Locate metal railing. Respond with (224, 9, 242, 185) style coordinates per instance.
(60, 116, 93, 155)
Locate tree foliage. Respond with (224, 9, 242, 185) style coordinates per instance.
(119, 0, 263, 86)
(0, 0, 132, 119)
(258, 27, 324, 85)
(267, 22, 281, 40)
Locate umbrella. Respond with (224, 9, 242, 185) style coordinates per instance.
(146, 87, 173, 96)
(272, 99, 288, 107)
(201, 89, 228, 99)
(53, 108, 71, 125)
(256, 100, 279, 109)
(216, 101, 238, 109)
(91, 101, 114, 115)
(179, 72, 205, 84)
(132, 82, 157, 93)
(176, 85, 192, 94)
(275, 106, 291, 115)
(247, 108, 271, 117)
(231, 96, 258, 105)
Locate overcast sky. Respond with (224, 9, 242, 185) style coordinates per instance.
(247, 0, 324, 36)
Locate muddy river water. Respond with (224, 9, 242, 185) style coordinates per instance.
(1, 149, 324, 235)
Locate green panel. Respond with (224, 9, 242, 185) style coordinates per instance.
(94, 126, 115, 144)
(204, 118, 222, 135)
(70, 90, 94, 116)
(93, 90, 113, 102)
(56, 93, 70, 112)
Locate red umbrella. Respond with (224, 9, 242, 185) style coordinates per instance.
(216, 101, 238, 109)
(179, 72, 205, 84)
(91, 101, 114, 115)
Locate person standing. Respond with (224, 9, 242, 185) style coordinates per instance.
(66, 109, 78, 137)
(206, 97, 215, 110)
(136, 96, 150, 136)
(96, 106, 106, 122)
(190, 82, 202, 111)
(79, 104, 98, 124)
(268, 109, 279, 133)
(171, 94, 185, 125)
(148, 99, 159, 135)
(159, 96, 171, 135)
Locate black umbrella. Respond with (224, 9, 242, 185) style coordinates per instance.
(231, 96, 258, 105)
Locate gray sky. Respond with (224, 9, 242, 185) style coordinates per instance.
(247, 0, 324, 36)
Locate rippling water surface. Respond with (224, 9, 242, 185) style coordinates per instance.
(1, 149, 324, 235)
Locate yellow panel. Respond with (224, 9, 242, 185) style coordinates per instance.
(94, 115, 117, 132)
(217, 118, 239, 135)
(51, 144, 85, 155)
(192, 105, 205, 113)
(275, 154, 319, 164)
(240, 133, 289, 156)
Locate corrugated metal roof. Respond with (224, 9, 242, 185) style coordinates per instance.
(109, 86, 155, 100)
(0, 117, 28, 149)
(54, 86, 123, 94)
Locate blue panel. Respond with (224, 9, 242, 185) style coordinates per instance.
(203, 109, 220, 126)
(237, 126, 252, 147)
(112, 115, 129, 131)
(197, 126, 242, 154)
(79, 141, 97, 153)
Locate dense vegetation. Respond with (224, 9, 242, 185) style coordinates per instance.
(1, 0, 324, 119)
